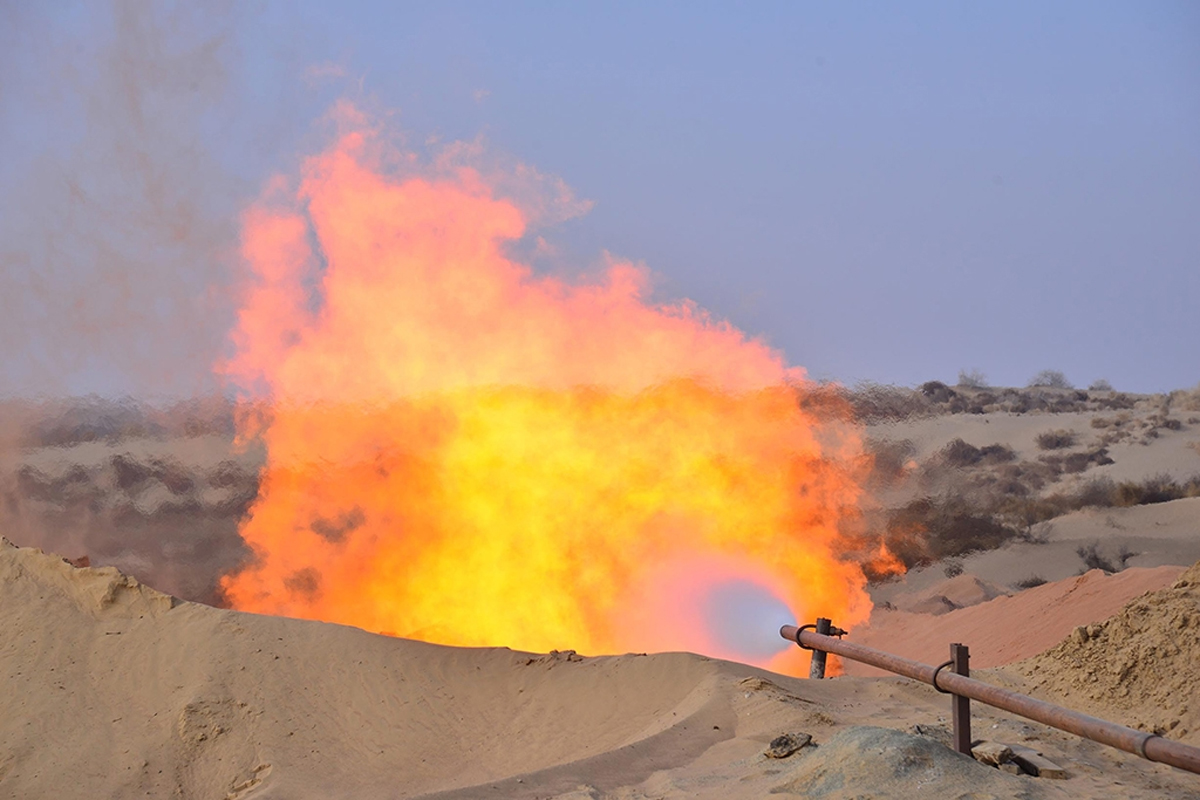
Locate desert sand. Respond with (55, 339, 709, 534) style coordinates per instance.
(3, 539, 1199, 799)
(3, 384, 1200, 798)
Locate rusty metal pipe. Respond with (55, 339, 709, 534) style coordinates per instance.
(780, 625, 1200, 776)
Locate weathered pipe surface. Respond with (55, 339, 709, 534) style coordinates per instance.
(780, 624, 1200, 776)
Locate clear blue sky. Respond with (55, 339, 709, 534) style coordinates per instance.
(2, 1, 1197, 396)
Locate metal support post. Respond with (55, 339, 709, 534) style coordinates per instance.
(950, 643, 971, 755)
(808, 617, 831, 679)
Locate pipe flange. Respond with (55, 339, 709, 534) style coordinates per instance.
(931, 659, 955, 694)
(794, 623, 818, 651)
(1135, 732, 1157, 759)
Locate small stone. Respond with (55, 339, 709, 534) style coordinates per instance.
(971, 741, 1014, 767)
(765, 732, 812, 758)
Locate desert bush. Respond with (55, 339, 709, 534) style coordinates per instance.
(846, 383, 931, 422)
(1028, 370, 1073, 389)
(1095, 393, 1137, 411)
(940, 439, 983, 468)
(1040, 447, 1112, 474)
(1111, 473, 1200, 506)
(1074, 477, 1117, 507)
(891, 470, 1200, 570)
(957, 369, 988, 389)
(1088, 379, 1114, 392)
(1036, 429, 1077, 450)
(1160, 417, 1183, 431)
(919, 381, 958, 403)
(943, 560, 964, 578)
(865, 438, 916, 486)
(883, 497, 1018, 568)
(796, 383, 855, 422)
(936, 439, 1017, 469)
(1013, 575, 1048, 590)
(1076, 542, 1117, 572)
(1169, 384, 1200, 412)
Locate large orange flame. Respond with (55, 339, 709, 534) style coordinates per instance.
(220, 104, 873, 674)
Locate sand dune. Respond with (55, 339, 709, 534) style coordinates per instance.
(6, 538, 1200, 799)
(843, 565, 1184, 674)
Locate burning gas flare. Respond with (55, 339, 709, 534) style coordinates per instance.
(220, 103, 876, 673)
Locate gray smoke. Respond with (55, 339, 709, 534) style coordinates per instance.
(0, 2, 281, 600)
(0, 1, 248, 399)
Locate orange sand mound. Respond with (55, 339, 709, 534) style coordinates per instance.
(842, 565, 1185, 675)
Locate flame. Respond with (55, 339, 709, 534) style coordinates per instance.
(866, 541, 907, 580)
(219, 104, 874, 673)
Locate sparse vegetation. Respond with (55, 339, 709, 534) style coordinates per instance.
(998, 474, 1200, 531)
(956, 369, 988, 389)
(1028, 370, 1073, 390)
(837, 381, 1139, 421)
(937, 438, 1016, 468)
(1013, 575, 1048, 590)
(865, 438, 917, 486)
(1089, 379, 1113, 392)
(875, 471, 1200, 572)
(943, 560, 964, 578)
(1038, 445, 1113, 474)
(881, 497, 1019, 569)
(1169, 384, 1200, 412)
(919, 381, 957, 404)
(841, 383, 932, 423)
(1036, 429, 1077, 450)
(1075, 542, 1134, 573)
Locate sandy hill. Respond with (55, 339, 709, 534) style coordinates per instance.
(1013, 560, 1200, 745)
(7, 538, 1200, 799)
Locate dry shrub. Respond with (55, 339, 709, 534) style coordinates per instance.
(796, 383, 856, 422)
(883, 497, 1018, 568)
(1036, 429, 1077, 450)
(957, 369, 988, 389)
(845, 383, 932, 422)
(1028, 370, 1073, 389)
(1111, 474, 1200, 506)
(1169, 384, 1200, 412)
(1039, 447, 1113, 474)
(1144, 412, 1183, 432)
(1076, 542, 1118, 573)
(1013, 575, 1048, 590)
(1095, 393, 1137, 411)
(865, 438, 916, 486)
(937, 439, 1016, 468)
(1075, 542, 1138, 574)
